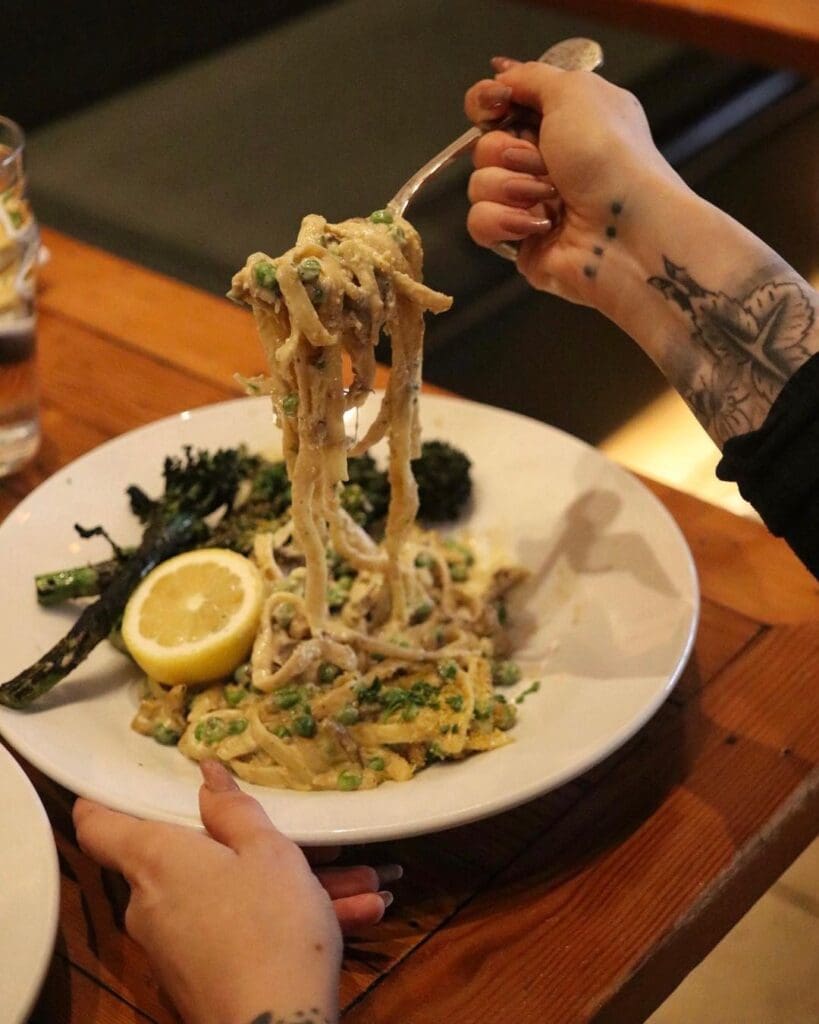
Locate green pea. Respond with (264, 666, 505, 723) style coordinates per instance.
(225, 684, 248, 707)
(495, 701, 518, 730)
(369, 209, 394, 224)
(281, 393, 299, 416)
(297, 257, 322, 282)
(318, 662, 341, 684)
(335, 704, 359, 726)
(492, 660, 522, 687)
(194, 717, 228, 745)
(253, 260, 278, 291)
(274, 688, 301, 710)
(414, 552, 433, 569)
(438, 660, 457, 681)
(227, 718, 248, 735)
(450, 564, 469, 582)
(338, 770, 362, 791)
(368, 756, 385, 771)
(293, 713, 316, 738)
(273, 725, 292, 739)
(411, 601, 433, 624)
(309, 283, 325, 306)
(152, 723, 181, 746)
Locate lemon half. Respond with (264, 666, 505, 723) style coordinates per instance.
(122, 549, 263, 684)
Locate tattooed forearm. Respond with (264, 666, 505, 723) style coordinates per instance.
(648, 257, 818, 447)
(248, 1011, 331, 1024)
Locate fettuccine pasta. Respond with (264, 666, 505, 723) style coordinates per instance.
(132, 211, 528, 791)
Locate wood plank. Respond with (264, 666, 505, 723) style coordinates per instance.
(28, 952, 162, 1024)
(642, 476, 819, 625)
(670, 595, 762, 702)
(38, 228, 265, 390)
(526, 0, 819, 75)
(343, 622, 819, 1023)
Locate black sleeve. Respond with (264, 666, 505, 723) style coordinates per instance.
(716, 351, 819, 580)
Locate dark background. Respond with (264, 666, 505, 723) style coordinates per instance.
(8, 0, 818, 443)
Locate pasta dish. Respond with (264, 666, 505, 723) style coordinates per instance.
(132, 211, 527, 791)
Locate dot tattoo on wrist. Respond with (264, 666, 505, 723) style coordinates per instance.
(583, 200, 624, 280)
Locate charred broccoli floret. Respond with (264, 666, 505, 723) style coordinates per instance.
(412, 441, 472, 521)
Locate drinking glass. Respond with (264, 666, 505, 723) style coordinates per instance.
(0, 116, 40, 476)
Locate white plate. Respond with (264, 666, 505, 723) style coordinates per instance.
(0, 742, 60, 1023)
(0, 394, 698, 845)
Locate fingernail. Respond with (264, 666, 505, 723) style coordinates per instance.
(200, 759, 239, 792)
(478, 83, 512, 110)
(376, 864, 404, 885)
(378, 890, 394, 909)
(500, 211, 553, 236)
(503, 178, 555, 203)
(503, 148, 547, 174)
(491, 56, 518, 72)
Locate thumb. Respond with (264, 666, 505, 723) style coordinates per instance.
(198, 759, 284, 851)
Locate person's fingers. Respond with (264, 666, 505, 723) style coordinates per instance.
(467, 200, 553, 248)
(495, 61, 565, 113)
(198, 760, 286, 853)
(473, 133, 546, 175)
(333, 892, 392, 933)
(464, 79, 513, 125)
(315, 863, 402, 900)
(73, 798, 149, 876)
(468, 166, 557, 208)
(491, 56, 521, 74)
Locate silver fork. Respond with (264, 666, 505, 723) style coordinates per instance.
(387, 36, 604, 253)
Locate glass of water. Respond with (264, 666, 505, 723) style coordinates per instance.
(0, 116, 40, 476)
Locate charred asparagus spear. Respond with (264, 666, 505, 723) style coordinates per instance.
(35, 554, 131, 606)
(0, 512, 206, 708)
(1, 447, 260, 707)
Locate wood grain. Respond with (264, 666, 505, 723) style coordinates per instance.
(525, 0, 819, 74)
(643, 477, 819, 625)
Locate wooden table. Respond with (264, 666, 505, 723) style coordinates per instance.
(533, 0, 819, 75)
(6, 228, 819, 1023)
